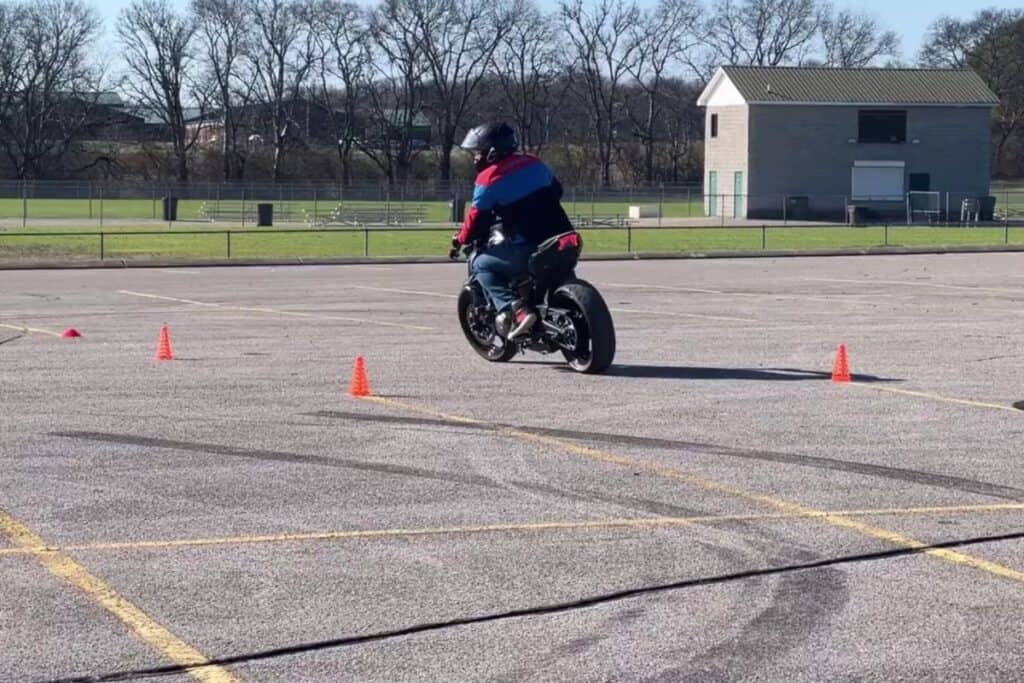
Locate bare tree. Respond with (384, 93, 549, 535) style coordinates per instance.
(0, 0, 102, 179)
(560, 0, 642, 187)
(193, 0, 253, 180)
(493, 1, 560, 153)
(919, 16, 978, 69)
(967, 13, 1024, 175)
(407, 0, 512, 182)
(709, 0, 818, 67)
(921, 10, 1024, 175)
(625, 0, 703, 183)
(246, 0, 317, 181)
(818, 3, 899, 67)
(118, 0, 207, 182)
(309, 0, 369, 186)
(360, 0, 429, 185)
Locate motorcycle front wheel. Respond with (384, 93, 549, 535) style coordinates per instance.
(457, 286, 518, 363)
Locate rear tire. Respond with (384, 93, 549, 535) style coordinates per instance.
(551, 280, 616, 374)
(457, 286, 517, 363)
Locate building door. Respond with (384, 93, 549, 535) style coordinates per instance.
(708, 171, 718, 216)
(909, 173, 930, 192)
(733, 171, 745, 218)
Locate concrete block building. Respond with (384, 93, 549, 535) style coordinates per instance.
(697, 66, 999, 220)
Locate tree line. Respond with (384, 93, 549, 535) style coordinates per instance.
(0, 0, 1021, 185)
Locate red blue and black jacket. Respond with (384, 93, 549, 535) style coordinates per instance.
(456, 153, 574, 246)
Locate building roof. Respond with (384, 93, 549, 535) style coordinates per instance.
(699, 66, 1000, 107)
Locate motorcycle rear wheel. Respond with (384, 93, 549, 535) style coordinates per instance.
(550, 280, 616, 374)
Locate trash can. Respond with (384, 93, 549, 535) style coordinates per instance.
(161, 196, 179, 221)
(786, 196, 809, 220)
(977, 196, 996, 222)
(257, 203, 273, 227)
(847, 205, 869, 226)
(450, 197, 466, 223)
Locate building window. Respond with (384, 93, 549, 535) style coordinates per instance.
(710, 113, 718, 138)
(858, 110, 906, 143)
(851, 161, 905, 200)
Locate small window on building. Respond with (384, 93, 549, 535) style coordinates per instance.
(858, 110, 906, 144)
(710, 113, 718, 138)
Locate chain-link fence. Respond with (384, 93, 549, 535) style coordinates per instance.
(1, 180, 1022, 231)
(0, 180, 706, 228)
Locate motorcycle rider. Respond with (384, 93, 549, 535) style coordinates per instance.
(451, 122, 574, 340)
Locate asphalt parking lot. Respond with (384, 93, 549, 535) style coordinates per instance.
(2, 252, 1023, 681)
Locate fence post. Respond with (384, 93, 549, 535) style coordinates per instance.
(241, 187, 246, 228)
(152, 183, 156, 219)
(21, 180, 27, 228)
(761, 225, 767, 250)
(363, 228, 369, 257)
(313, 188, 318, 222)
(100, 232, 105, 260)
(226, 231, 231, 259)
(88, 182, 93, 220)
(884, 223, 889, 246)
(627, 223, 632, 253)
(945, 191, 950, 226)
(99, 184, 104, 227)
(1005, 223, 1010, 245)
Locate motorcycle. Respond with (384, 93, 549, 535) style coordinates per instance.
(452, 226, 616, 374)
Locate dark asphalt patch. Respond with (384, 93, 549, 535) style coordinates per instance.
(309, 411, 1024, 501)
(1014, 401, 1024, 412)
(50, 430, 502, 490)
(44, 529, 1024, 683)
(592, 365, 900, 383)
(0, 334, 24, 346)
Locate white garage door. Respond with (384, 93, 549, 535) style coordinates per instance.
(851, 161, 905, 200)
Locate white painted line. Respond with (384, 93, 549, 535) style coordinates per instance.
(608, 308, 754, 323)
(118, 290, 221, 307)
(117, 290, 433, 331)
(604, 282, 874, 305)
(804, 277, 1024, 296)
(349, 285, 456, 299)
(349, 284, 755, 322)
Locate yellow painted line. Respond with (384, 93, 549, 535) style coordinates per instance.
(365, 397, 1024, 585)
(851, 382, 1021, 414)
(118, 289, 433, 331)
(0, 510, 238, 682)
(0, 322, 63, 338)
(2, 504, 1023, 558)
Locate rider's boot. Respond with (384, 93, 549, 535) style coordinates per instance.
(496, 300, 537, 340)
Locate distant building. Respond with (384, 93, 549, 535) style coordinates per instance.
(697, 67, 1000, 220)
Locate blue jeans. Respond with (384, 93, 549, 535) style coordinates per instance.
(471, 237, 534, 312)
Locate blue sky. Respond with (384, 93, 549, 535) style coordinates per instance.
(96, 0, 1021, 62)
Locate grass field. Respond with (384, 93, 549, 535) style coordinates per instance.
(0, 197, 707, 223)
(1, 224, 1021, 262)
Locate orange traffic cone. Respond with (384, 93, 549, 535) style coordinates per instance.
(831, 344, 851, 383)
(348, 356, 371, 397)
(155, 324, 174, 361)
